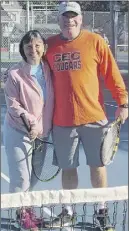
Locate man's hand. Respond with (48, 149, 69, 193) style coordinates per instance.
(115, 107, 128, 124)
(29, 128, 39, 141)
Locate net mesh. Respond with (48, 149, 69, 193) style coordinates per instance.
(1, 186, 128, 231)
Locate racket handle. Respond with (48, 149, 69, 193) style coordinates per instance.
(116, 117, 122, 125)
(20, 113, 31, 132)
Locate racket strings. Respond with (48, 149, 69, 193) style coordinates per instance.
(102, 124, 120, 159)
(32, 143, 60, 181)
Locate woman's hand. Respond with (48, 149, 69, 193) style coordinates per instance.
(29, 128, 39, 141)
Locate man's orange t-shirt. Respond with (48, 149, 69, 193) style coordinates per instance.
(46, 30, 127, 126)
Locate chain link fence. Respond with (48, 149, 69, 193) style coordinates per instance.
(1, 0, 128, 71)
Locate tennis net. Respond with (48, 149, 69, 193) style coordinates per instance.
(1, 186, 128, 231)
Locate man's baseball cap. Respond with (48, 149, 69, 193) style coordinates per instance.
(58, 1, 81, 15)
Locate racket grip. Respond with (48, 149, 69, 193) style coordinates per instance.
(20, 113, 31, 132)
(116, 117, 122, 125)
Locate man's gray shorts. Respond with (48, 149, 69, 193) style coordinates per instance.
(52, 124, 108, 169)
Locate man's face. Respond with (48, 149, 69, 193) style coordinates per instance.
(58, 11, 82, 34)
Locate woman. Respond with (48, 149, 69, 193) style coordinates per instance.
(3, 30, 54, 229)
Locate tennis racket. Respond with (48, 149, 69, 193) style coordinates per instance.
(20, 113, 60, 182)
(100, 117, 122, 165)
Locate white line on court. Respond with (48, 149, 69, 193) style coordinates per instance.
(1, 171, 57, 217)
(104, 103, 117, 107)
(1, 172, 10, 183)
(1, 145, 57, 216)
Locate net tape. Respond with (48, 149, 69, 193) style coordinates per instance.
(1, 186, 128, 209)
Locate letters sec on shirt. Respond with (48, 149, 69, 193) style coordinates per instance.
(53, 51, 81, 71)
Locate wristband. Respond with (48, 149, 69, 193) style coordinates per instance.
(119, 104, 128, 108)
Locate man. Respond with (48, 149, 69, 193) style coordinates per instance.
(46, 1, 128, 229)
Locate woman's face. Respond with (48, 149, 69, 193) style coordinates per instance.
(23, 37, 45, 65)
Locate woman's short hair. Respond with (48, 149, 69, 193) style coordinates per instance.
(19, 30, 47, 62)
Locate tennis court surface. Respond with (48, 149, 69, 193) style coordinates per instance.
(1, 60, 128, 230)
(1, 101, 128, 231)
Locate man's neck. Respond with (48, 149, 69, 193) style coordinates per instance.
(61, 30, 81, 41)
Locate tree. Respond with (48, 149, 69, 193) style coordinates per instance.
(76, 1, 109, 11)
(18, 1, 58, 10)
(117, 1, 128, 12)
(17, 1, 128, 12)
(77, 1, 128, 12)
